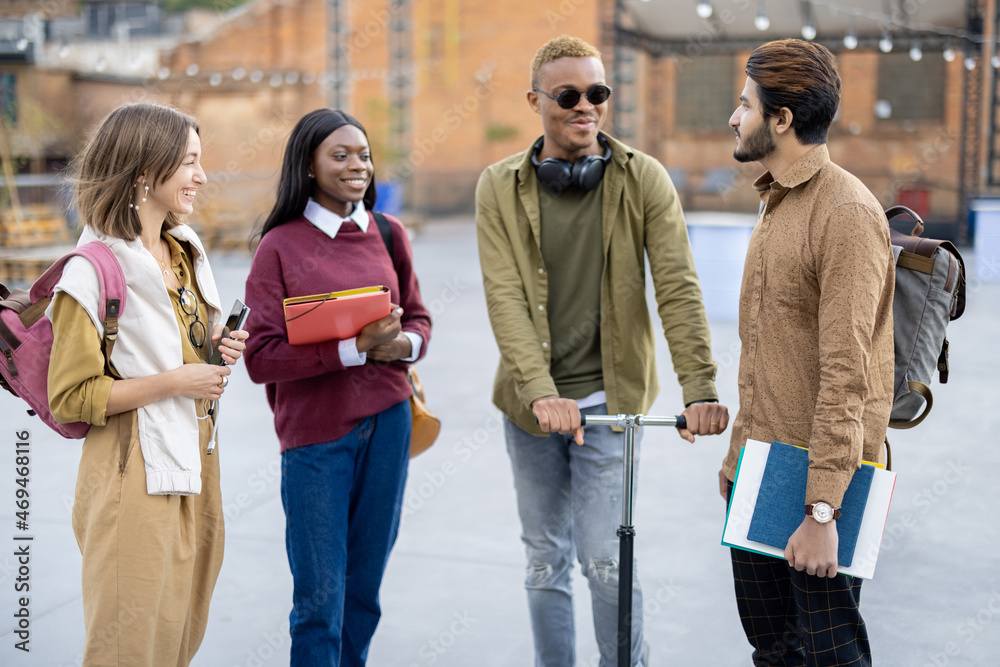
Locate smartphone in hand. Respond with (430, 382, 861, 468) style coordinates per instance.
(208, 299, 250, 365)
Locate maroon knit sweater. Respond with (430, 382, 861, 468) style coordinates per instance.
(243, 212, 431, 451)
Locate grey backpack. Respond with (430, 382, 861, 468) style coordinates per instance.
(887, 205, 966, 435)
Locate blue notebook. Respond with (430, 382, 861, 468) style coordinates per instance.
(746, 441, 874, 567)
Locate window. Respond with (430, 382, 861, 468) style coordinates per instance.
(876, 53, 945, 123)
(675, 55, 735, 131)
(0, 73, 15, 125)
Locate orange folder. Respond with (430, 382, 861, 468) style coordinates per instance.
(283, 285, 391, 345)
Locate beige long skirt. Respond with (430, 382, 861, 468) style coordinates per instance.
(72, 401, 224, 667)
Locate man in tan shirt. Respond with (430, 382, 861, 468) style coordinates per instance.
(721, 40, 894, 666)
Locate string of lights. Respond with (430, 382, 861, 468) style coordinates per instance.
(682, 0, 993, 68)
(684, 0, 983, 41)
(2, 5, 379, 88)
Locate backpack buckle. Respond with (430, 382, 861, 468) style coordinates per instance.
(1, 343, 16, 378)
(937, 339, 950, 383)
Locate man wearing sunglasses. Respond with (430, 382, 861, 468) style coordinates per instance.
(476, 35, 728, 667)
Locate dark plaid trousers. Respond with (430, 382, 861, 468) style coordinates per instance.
(728, 482, 871, 667)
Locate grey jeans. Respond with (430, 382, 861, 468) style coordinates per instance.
(505, 403, 646, 667)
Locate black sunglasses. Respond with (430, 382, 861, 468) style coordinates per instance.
(533, 84, 613, 109)
(177, 286, 207, 349)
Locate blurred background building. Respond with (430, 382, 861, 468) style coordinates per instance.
(0, 0, 995, 256)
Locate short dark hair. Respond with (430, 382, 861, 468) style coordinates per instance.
(745, 39, 841, 145)
(259, 109, 377, 238)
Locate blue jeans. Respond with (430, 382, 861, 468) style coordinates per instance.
(505, 403, 646, 667)
(280, 399, 411, 667)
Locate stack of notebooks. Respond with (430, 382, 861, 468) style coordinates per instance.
(283, 286, 391, 345)
(722, 440, 897, 579)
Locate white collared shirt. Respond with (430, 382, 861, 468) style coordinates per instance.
(302, 198, 422, 366)
(304, 197, 371, 238)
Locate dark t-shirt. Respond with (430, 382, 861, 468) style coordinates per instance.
(539, 184, 605, 400)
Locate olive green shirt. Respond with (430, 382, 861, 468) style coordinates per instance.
(539, 183, 604, 400)
(721, 145, 895, 507)
(476, 133, 719, 436)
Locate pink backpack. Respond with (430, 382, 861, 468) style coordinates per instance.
(0, 242, 127, 438)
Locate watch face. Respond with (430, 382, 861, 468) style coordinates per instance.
(812, 502, 834, 523)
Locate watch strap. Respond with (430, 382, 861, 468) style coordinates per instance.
(805, 503, 842, 520)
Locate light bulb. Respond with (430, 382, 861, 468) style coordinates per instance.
(843, 31, 858, 50)
(909, 44, 922, 61)
(696, 1, 713, 19)
(943, 47, 956, 62)
(965, 56, 976, 70)
(186, 63, 199, 77)
(879, 35, 893, 53)
(992, 55, 1000, 69)
(874, 100, 892, 120)
(802, 22, 817, 41)
(755, 9, 770, 31)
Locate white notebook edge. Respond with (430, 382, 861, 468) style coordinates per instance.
(721, 439, 897, 580)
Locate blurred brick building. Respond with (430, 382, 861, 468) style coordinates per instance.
(0, 0, 996, 246)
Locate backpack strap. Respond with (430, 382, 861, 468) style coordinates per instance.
(371, 211, 402, 276)
(31, 242, 127, 377)
(888, 380, 934, 430)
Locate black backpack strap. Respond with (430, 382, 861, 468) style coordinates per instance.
(372, 211, 402, 276)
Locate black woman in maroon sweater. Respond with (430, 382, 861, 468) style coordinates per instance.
(243, 109, 431, 667)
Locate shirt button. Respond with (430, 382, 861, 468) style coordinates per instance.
(765, 213, 772, 220)
(538, 268, 544, 274)
(748, 377, 753, 386)
(754, 292, 760, 300)
(541, 342, 548, 348)
(538, 305, 544, 311)
(756, 251, 762, 259)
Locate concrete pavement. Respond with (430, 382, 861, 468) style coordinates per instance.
(1, 215, 998, 666)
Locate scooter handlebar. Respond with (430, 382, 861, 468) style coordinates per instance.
(580, 414, 687, 430)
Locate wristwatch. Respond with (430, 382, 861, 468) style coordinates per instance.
(805, 502, 841, 524)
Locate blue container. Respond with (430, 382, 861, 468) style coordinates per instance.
(970, 198, 1000, 283)
(376, 180, 403, 217)
(685, 212, 757, 321)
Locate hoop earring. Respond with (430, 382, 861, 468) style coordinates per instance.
(129, 181, 149, 210)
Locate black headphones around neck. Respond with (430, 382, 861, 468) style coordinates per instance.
(531, 135, 612, 194)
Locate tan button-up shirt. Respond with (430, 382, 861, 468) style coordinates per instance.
(721, 145, 895, 507)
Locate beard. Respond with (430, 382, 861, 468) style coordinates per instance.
(733, 121, 776, 163)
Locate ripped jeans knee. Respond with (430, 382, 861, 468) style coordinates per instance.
(525, 560, 556, 588)
(582, 556, 620, 590)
